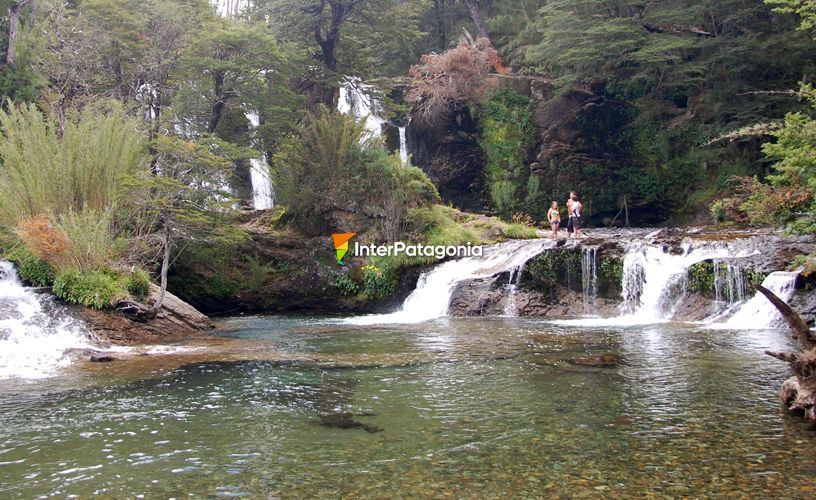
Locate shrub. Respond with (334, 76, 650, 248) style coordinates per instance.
(127, 269, 151, 299)
(332, 273, 360, 297)
(502, 223, 538, 239)
(17, 255, 56, 287)
(407, 37, 502, 125)
(361, 264, 397, 300)
(53, 269, 124, 309)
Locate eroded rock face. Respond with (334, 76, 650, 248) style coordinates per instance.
(78, 284, 213, 345)
(449, 241, 626, 318)
(406, 109, 487, 212)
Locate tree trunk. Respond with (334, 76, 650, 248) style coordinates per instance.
(6, 0, 34, 66)
(433, 0, 447, 49)
(209, 72, 226, 133)
(149, 219, 172, 316)
(760, 283, 816, 423)
(464, 0, 491, 42)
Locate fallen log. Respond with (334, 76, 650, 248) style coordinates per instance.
(757, 284, 816, 423)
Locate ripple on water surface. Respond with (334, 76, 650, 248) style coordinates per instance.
(0, 316, 815, 497)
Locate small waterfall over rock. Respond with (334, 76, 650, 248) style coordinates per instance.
(503, 265, 525, 317)
(345, 239, 553, 325)
(581, 247, 598, 314)
(0, 262, 93, 379)
(398, 126, 409, 166)
(338, 78, 386, 139)
(713, 261, 747, 305)
(714, 272, 799, 329)
(245, 110, 274, 210)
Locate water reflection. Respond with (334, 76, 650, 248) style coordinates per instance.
(0, 316, 814, 497)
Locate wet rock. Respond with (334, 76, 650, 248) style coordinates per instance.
(90, 355, 115, 363)
(318, 412, 383, 433)
(569, 354, 620, 367)
(77, 285, 213, 345)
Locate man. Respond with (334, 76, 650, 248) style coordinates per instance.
(571, 193, 583, 239)
(566, 191, 576, 239)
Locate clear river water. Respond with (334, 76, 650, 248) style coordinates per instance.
(1, 315, 815, 498)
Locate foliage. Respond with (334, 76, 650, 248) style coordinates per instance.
(274, 106, 438, 237)
(332, 273, 360, 297)
(361, 263, 398, 300)
(791, 254, 816, 276)
(718, 85, 816, 230)
(502, 223, 537, 239)
(767, 0, 816, 31)
(478, 89, 534, 216)
(53, 268, 125, 309)
(408, 37, 501, 125)
(127, 269, 151, 299)
(2, 244, 56, 288)
(0, 102, 147, 224)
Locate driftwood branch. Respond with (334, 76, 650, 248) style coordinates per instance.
(756, 284, 815, 349)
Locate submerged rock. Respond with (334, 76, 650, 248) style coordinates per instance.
(569, 354, 620, 367)
(318, 412, 382, 433)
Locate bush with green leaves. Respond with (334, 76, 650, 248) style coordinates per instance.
(127, 269, 151, 299)
(274, 106, 438, 238)
(53, 269, 125, 310)
(332, 273, 360, 297)
(361, 263, 398, 300)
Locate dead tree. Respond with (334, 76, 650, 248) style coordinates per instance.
(760, 284, 816, 423)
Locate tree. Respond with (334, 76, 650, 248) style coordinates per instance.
(259, 0, 430, 107)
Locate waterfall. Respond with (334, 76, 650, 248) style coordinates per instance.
(398, 126, 409, 166)
(338, 78, 385, 139)
(0, 262, 93, 379)
(245, 111, 274, 210)
(713, 272, 799, 329)
(345, 239, 553, 325)
(503, 265, 525, 317)
(213, 0, 247, 18)
(581, 247, 598, 314)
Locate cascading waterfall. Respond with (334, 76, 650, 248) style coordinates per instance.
(712, 272, 799, 329)
(581, 247, 598, 314)
(0, 262, 93, 379)
(338, 78, 386, 139)
(245, 111, 274, 210)
(398, 126, 409, 166)
(713, 261, 747, 305)
(345, 239, 553, 325)
(503, 265, 525, 317)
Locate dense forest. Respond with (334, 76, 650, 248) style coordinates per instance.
(0, 0, 815, 310)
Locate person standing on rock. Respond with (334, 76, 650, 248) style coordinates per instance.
(547, 201, 561, 240)
(566, 191, 576, 238)
(571, 193, 583, 239)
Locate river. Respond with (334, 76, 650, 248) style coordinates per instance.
(1, 315, 815, 497)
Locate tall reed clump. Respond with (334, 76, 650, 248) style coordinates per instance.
(0, 102, 147, 273)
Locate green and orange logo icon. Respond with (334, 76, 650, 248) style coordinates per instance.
(332, 233, 356, 265)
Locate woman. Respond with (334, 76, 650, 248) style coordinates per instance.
(546, 201, 561, 240)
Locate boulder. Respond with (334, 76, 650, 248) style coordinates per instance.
(78, 284, 213, 345)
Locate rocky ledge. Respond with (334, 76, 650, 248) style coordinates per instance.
(449, 227, 816, 324)
(78, 284, 213, 345)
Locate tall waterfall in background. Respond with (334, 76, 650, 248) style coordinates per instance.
(338, 78, 386, 138)
(398, 126, 409, 166)
(0, 262, 92, 379)
(213, 0, 247, 18)
(245, 111, 274, 210)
